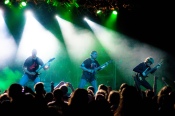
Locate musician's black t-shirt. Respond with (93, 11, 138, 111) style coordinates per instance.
(23, 56, 44, 80)
(81, 58, 100, 82)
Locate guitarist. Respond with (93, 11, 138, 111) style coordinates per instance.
(78, 51, 104, 94)
(133, 56, 161, 95)
(19, 49, 50, 86)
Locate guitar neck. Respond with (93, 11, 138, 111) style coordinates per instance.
(97, 60, 112, 70)
(99, 63, 108, 70)
(36, 58, 55, 72)
(36, 64, 46, 72)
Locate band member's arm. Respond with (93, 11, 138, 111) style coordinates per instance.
(80, 63, 93, 73)
(133, 63, 145, 73)
(38, 58, 50, 70)
(150, 63, 161, 74)
(133, 63, 148, 80)
(23, 67, 35, 75)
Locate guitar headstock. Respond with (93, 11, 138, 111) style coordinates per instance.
(106, 60, 113, 65)
(158, 59, 164, 65)
(156, 59, 163, 69)
(109, 60, 114, 63)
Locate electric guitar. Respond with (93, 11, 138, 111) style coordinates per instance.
(89, 60, 113, 75)
(28, 58, 55, 80)
(138, 59, 163, 81)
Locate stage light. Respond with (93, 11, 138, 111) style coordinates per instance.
(4, 0, 11, 5)
(97, 10, 102, 14)
(20, 1, 27, 8)
(74, 2, 79, 8)
(112, 10, 117, 15)
(21, 2, 26, 6)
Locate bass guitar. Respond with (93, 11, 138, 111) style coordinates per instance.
(29, 58, 55, 80)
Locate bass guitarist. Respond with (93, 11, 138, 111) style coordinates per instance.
(78, 51, 111, 94)
(19, 49, 50, 87)
(133, 56, 162, 95)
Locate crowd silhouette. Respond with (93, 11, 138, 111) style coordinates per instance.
(0, 81, 175, 116)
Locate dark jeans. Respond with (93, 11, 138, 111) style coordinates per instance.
(78, 78, 97, 94)
(133, 75, 153, 92)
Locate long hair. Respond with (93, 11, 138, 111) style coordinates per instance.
(144, 56, 154, 64)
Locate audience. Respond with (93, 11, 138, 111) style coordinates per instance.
(107, 90, 120, 113)
(0, 81, 175, 116)
(47, 88, 69, 116)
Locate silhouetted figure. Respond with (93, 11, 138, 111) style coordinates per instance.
(107, 90, 120, 113)
(89, 88, 113, 116)
(87, 85, 95, 94)
(54, 81, 75, 103)
(47, 88, 69, 116)
(19, 49, 50, 86)
(97, 84, 109, 98)
(114, 85, 143, 116)
(1, 83, 25, 115)
(33, 82, 48, 114)
(78, 51, 111, 93)
(45, 92, 54, 104)
(118, 83, 129, 93)
(133, 56, 162, 95)
(67, 88, 89, 116)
